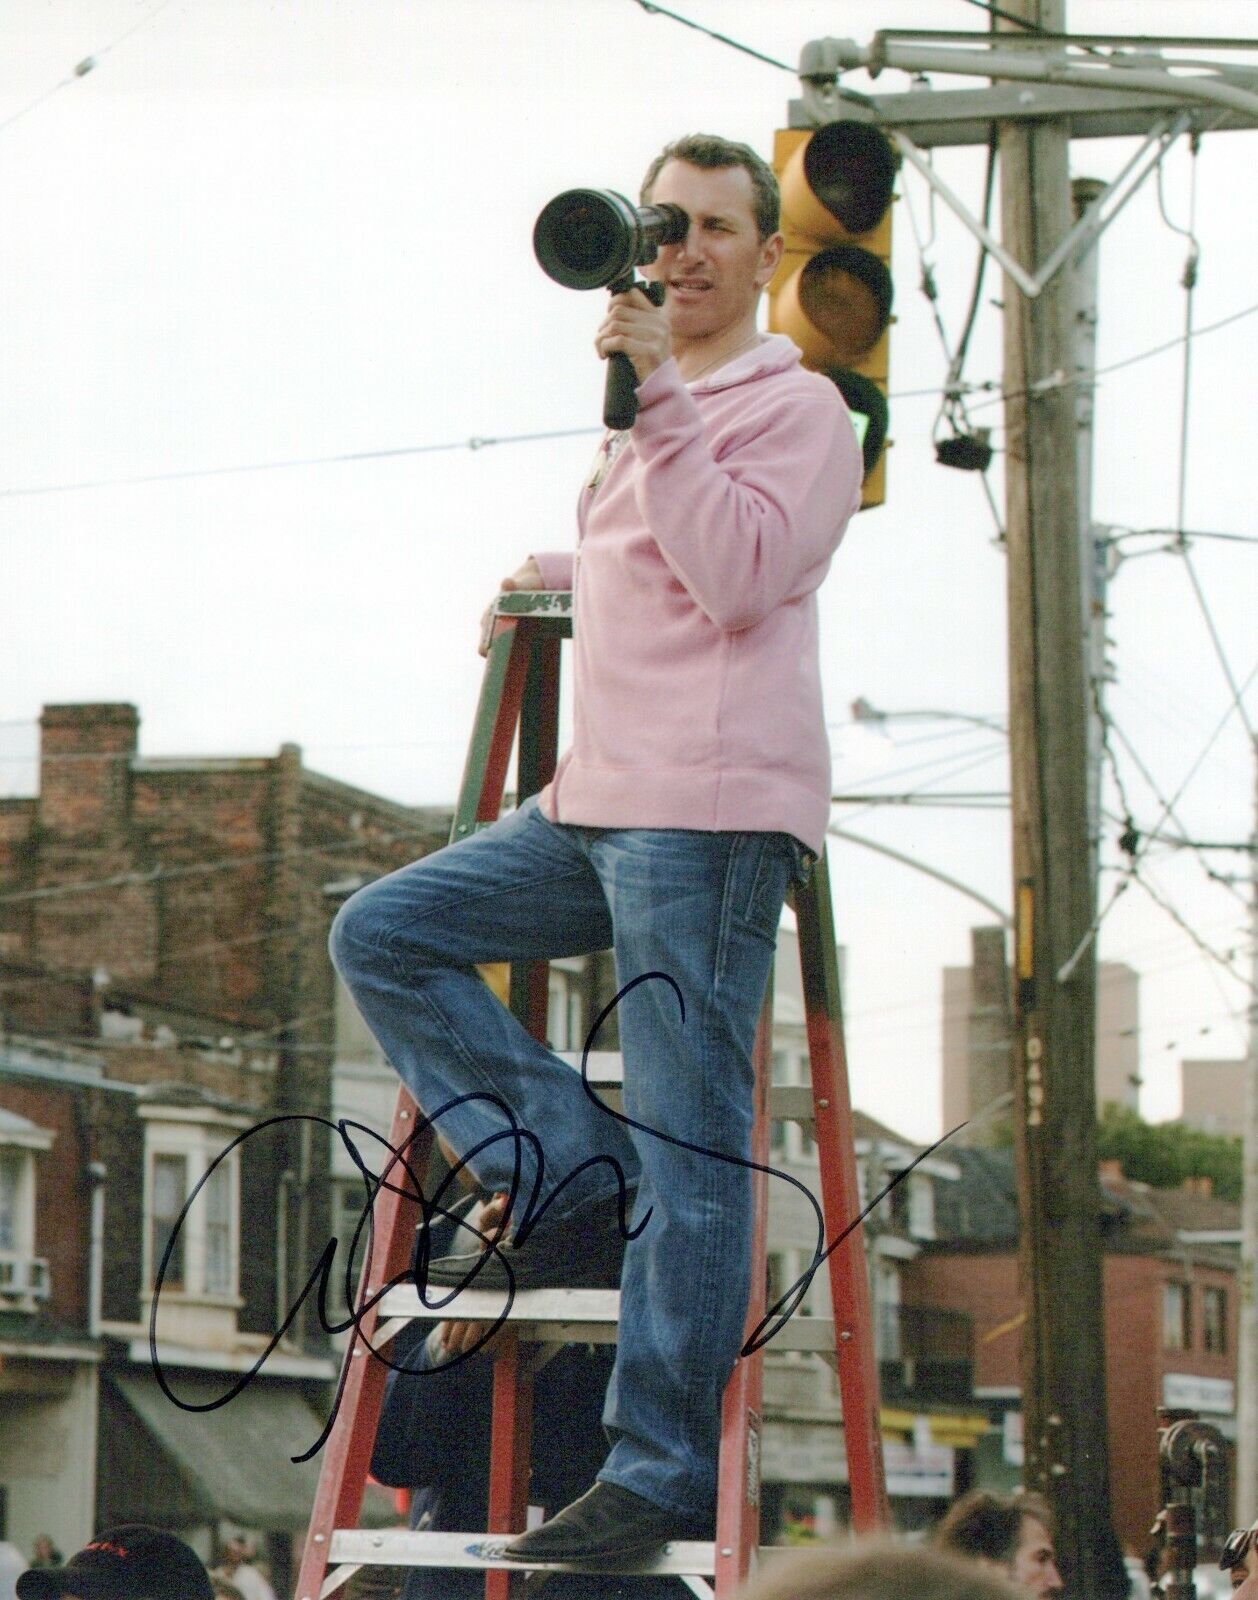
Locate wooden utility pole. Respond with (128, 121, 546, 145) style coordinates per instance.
(1001, 1, 1126, 1593)
(791, 25, 1257, 1587)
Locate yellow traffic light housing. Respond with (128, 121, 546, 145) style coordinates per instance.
(769, 124, 897, 510)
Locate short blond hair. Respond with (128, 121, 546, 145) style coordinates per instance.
(735, 1538, 1025, 1600)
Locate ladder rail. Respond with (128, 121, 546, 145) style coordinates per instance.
(294, 1092, 428, 1600)
(297, 597, 888, 1600)
(795, 855, 891, 1530)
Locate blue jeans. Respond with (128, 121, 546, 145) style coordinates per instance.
(329, 795, 799, 1516)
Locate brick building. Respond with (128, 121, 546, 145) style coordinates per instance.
(0, 703, 450, 1563)
(901, 1150, 1240, 1556)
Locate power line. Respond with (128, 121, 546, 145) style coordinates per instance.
(630, 0, 792, 73)
(965, 300, 1258, 417)
(0, 0, 177, 139)
(1101, 710, 1250, 909)
(900, 142, 1005, 542)
(0, 822, 443, 906)
(1110, 527, 1258, 549)
(629, 0, 877, 109)
(834, 735, 1008, 795)
(837, 744, 1010, 831)
(0, 425, 603, 502)
(3, 298, 1254, 505)
(958, 0, 1043, 31)
(1174, 548, 1257, 744)
(1129, 862, 1257, 1002)
(1058, 657, 1258, 983)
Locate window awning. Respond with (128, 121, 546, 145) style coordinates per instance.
(105, 1368, 398, 1531)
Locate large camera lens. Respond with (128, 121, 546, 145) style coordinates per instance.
(533, 188, 642, 290)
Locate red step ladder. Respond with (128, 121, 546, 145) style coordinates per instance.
(295, 591, 888, 1600)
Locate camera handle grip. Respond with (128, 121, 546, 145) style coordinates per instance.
(602, 278, 666, 431)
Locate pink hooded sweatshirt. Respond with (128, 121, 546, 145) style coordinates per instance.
(533, 332, 862, 857)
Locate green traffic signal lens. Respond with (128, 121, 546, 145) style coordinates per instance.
(826, 370, 889, 478)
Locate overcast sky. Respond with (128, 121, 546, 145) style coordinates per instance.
(1, 0, 1254, 1140)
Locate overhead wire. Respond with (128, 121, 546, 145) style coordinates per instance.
(1058, 657, 1258, 982)
(833, 734, 1008, 795)
(0, 821, 445, 906)
(962, 300, 1258, 417)
(1128, 863, 1255, 1010)
(0, 426, 605, 502)
(628, 0, 876, 109)
(1101, 710, 1250, 909)
(834, 744, 1009, 830)
(1, 298, 1249, 506)
(1151, 135, 1256, 745)
(1112, 527, 1258, 549)
(900, 135, 1005, 540)
(1175, 551, 1258, 745)
(0, 0, 177, 138)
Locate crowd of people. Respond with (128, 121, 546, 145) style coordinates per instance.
(1, 1505, 1255, 1599)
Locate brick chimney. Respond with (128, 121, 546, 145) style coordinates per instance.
(38, 703, 139, 838)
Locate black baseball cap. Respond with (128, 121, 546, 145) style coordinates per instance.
(17, 1527, 213, 1600)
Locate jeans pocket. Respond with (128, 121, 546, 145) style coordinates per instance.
(739, 834, 798, 939)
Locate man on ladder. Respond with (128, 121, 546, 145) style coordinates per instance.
(330, 131, 862, 1568)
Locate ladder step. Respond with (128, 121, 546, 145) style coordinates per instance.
(379, 1285, 620, 1343)
(377, 1284, 841, 1354)
(327, 1528, 720, 1577)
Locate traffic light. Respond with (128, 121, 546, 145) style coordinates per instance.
(769, 123, 897, 510)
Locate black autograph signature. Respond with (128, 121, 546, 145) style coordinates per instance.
(150, 971, 959, 1461)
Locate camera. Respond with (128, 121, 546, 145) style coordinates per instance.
(533, 189, 688, 292)
(533, 188, 689, 428)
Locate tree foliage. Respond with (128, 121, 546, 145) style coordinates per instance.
(1096, 1103, 1242, 1202)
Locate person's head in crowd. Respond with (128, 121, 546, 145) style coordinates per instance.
(217, 1543, 247, 1573)
(735, 1538, 1025, 1600)
(1221, 1518, 1258, 1597)
(16, 1527, 212, 1600)
(935, 1490, 1063, 1599)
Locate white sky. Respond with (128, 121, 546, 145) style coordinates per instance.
(1, 0, 1255, 1141)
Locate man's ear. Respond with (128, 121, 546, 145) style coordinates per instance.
(756, 231, 785, 291)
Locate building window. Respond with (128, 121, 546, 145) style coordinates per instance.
(0, 1151, 20, 1253)
(907, 1173, 936, 1240)
(140, 1107, 244, 1303)
(150, 1153, 188, 1289)
(1203, 1287, 1227, 1356)
(203, 1161, 233, 1296)
(0, 1113, 54, 1307)
(1163, 1281, 1191, 1351)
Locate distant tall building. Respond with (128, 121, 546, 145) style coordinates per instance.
(942, 927, 1140, 1143)
(1180, 1057, 1247, 1139)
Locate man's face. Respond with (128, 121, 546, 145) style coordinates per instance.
(641, 159, 782, 347)
(1010, 1516, 1063, 1599)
